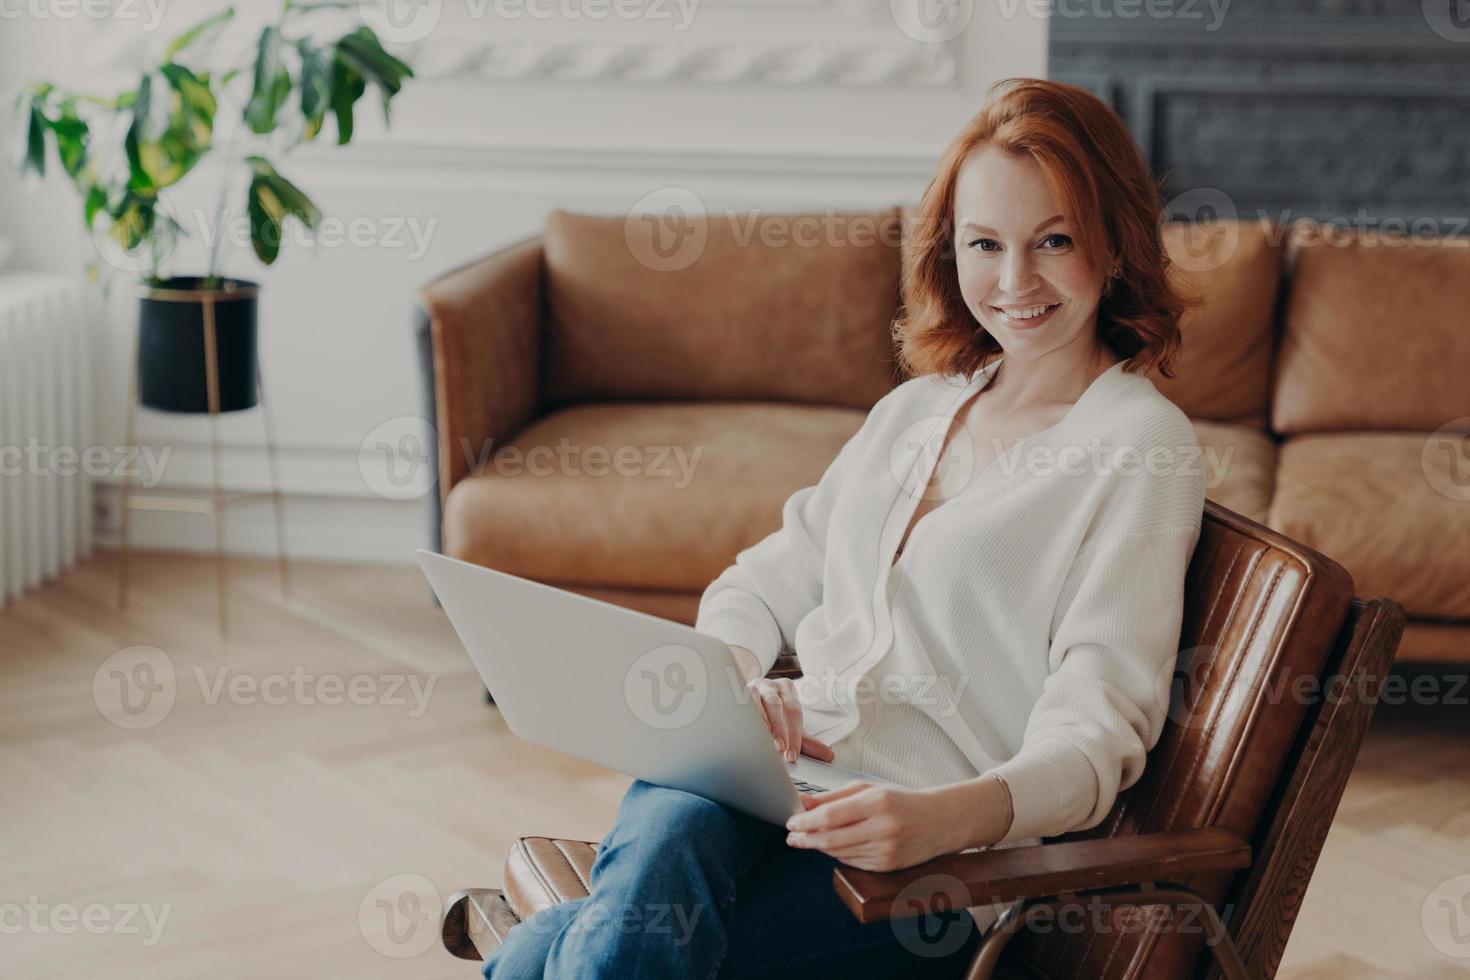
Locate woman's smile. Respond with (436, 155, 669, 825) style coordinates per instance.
(989, 301, 1063, 329)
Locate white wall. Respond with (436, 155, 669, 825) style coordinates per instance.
(0, 0, 1049, 563)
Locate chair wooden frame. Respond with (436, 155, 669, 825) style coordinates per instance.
(439, 502, 1406, 978)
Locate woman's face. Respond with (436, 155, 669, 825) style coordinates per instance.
(951, 143, 1108, 362)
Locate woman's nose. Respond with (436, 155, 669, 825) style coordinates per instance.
(999, 251, 1041, 296)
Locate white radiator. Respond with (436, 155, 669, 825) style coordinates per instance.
(0, 274, 95, 606)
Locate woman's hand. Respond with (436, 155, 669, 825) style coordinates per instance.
(784, 777, 1012, 872)
(747, 675, 834, 765)
(726, 645, 836, 765)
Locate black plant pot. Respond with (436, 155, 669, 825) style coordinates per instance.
(138, 277, 260, 413)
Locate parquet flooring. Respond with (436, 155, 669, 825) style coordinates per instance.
(2, 551, 1465, 978)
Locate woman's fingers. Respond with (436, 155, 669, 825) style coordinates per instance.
(800, 734, 835, 763)
(752, 680, 792, 757)
(775, 680, 802, 762)
(748, 678, 821, 764)
(787, 818, 875, 853)
(765, 684, 794, 758)
(747, 680, 776, 749)
(787, 783, 870, 831)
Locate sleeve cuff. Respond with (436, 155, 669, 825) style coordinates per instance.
(695, 592, 784, 677)
(985, 738, 1099, 845)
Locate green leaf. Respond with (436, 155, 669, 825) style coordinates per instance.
(108, 189, 158, 253)
(244, 26, 291, 134)
(161, 62, 217, 127)
(123, 73, 154, 189)
(245, 155, 321, 265)
(49, 99, 90, 179)
(162, 8, 235, 62)
(334, 26, 413, 126)
(296, 39, 332, 143)
(84, 183, 108, 227)
(17, 93, 47, 178)
(328, 50, 366, 145)
(124, 66, 214, 191)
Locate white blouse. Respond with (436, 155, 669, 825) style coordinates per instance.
(695, 356, 1206, 859)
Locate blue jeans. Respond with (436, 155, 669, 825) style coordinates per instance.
(483, 779, 981, 979)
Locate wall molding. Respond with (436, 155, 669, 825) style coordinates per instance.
(289, 134, 944, 171)
(93, 483, 428, 564)
(82, 8, 958, 88)
(395, 35, 957, 86)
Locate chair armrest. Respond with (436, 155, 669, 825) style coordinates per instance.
(832, 827, 1252, 924)
(417, 236, 544, 504)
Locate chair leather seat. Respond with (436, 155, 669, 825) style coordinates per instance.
(505, 837, 600, 920)
(443, 401, 865, 592)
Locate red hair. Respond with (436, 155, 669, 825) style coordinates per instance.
(892, 77, 1194, 381)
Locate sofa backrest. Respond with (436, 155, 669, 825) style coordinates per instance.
(1273, 226, 1470, 434)
(541, 207, 902, 410)
(1149, 220, 1284, 430)
(541, 210, 1292, 427)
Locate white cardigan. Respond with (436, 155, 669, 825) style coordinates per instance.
(695, 356, 1205, 854)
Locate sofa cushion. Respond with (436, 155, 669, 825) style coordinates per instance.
(542, 208, 901, 411)
(442, 401, 864, 592)
(1397, 621, 1469, 665)
(1148, 220, 1284, 429)
(1274, 230, 1470, 434)
(1192, 419, 1276, 524)
(1268, 433, 1470, 619)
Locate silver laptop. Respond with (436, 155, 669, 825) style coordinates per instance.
(416, 549, 893, 825)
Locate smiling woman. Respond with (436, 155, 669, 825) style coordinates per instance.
(482, 78, 1208, 980)
(893, 77, 1195, 385)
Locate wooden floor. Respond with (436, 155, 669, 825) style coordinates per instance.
(2, 552, 1466, 979)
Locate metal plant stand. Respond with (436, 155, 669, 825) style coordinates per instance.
(116, 284, 290, 637)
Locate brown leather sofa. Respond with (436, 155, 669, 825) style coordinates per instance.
(417, 210, 1469, 665)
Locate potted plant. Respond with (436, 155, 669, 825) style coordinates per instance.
(10, 3, 413, 413)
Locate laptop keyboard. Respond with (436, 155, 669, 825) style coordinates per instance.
(791, 779, 829, 795)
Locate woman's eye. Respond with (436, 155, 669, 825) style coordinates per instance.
(1041, 234, 1073, 249)
(967, 238, 1000, 251)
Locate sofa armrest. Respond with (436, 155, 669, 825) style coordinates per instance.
(417, 236, 544, 508)
(832, 827, 1252, 924)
